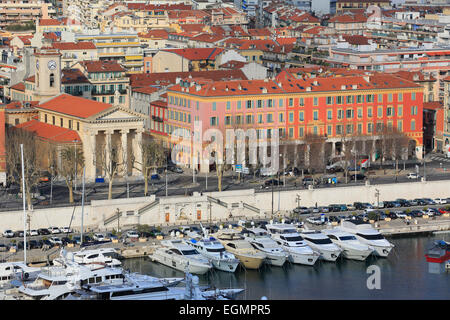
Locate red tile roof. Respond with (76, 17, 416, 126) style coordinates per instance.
(37, 94, 112, 119)
(52, 41, 96, 50)
(162, 48, 224, 61)
(391, 71, 436, 82)
(78, 60, 125, 73)
(132, 86, 159, 94)
(10, 82, 25, 92)
(14, 120, 81, 143)
(219, 60, 247, 69)
(139, 29, 169, 39)
(39, 19, 63, 26)
(423, 101, 442, 110)
(329, 13, 367, 23)
(342, 34, 370, 45)
(61, 68, 90, 84)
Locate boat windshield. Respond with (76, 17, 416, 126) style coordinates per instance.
(339, 236, 357, 241)
(206, 247, 225, 253)
(282, 236, 303, 242)
(307, 238, 333, 245)
(357, 233, 385, 240)
(181, 250, 199, 255)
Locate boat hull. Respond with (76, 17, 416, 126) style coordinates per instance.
(149, 254, 212, 275)
(341, 248, 373, 261)
(287, 250, 319, 266)
(211, 259, 240, 273)
(233, 253, 265, 269)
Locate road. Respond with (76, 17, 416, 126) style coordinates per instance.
(0, 153, 449, 211)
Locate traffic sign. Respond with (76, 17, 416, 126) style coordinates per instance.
(236, 164, 242, 173)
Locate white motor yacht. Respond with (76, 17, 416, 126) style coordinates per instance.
(68, 270, 242, 300)
(340, 220, 394, 257)
(0, 262, 41, 286)
(265, 224, 320, 266)
(185, 237, 240, 273)
(322, 228, 374, 261)
(149, 240, 213, 275)
(242, 227, 288, 267)
(53, 248, 122, 268)
(299, 230, 342, 262)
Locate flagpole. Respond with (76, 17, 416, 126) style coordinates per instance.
(81, 167, 85, 247)
(20, 144, 27, 264)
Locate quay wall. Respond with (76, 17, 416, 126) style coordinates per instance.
(0, 180, 449, 231)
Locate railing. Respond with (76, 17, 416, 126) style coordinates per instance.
(207, 196, 228, 209)
(243, 202, 260, 214)
(104, 212, 120, 225)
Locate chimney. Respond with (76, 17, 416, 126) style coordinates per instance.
(413, 74, 420, 81)
(306, 87, 311, 91)
(262, 87, 267, 94)
(313, 80, 318, 86)
(352, 84, 357, 89)
(196, 84, 201, 91)
(341, 85, 346, 90)
(363, 76, 370, 82)
(176, 77, 181, 84)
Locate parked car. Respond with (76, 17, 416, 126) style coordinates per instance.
(126, 230, 139, 239)
(438, 207, 448, 215)
(60, 227, 72, 233)
(406, 173, 420, 179)
(395, 199, 410, 207)
(353, 202, 365, 210)
(168, 166, 183, 173)
(329, 204, 342, 212)
(318, 206, 330, 213)
(422, 208, 438, 216)
(13, 230, 24, 238)
(0, 244, 8, 252)
(434, 198, 447, 204)
(39, 239, 53, 249)
(27, 240, 40, 249)
(346, 204, 356, 211)
(38, 228, 51, 235)
(27, 230, 39, 236)
(302, 177, 315, 186)
(409, 210, 423, 218)
(309, 207, 320, 214)
(150, 174, 160, 181)
(362, 203, 373, 209)
(408, 199, 419, 206)
(104, 232, 119, 241)
(93, 233, 106, 242)
(414, 199, 427, 206)
(338, 204, 348, 211)
(49, 227, 61, 234)
(261, 179, 283, 189)
(61, 237, 73, 246)
(293, 206, 309, 214)
(349, 174, 366, 181)
(386, 212, 398, 219)
(3, 230, 14, 238)
(422, 198, 436, 205)
(49, 237, 62, 245)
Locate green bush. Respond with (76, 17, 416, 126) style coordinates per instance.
(367, 211, 378, 221)
(423, 207, 428, 211)
(137, 224, 151, 233)
(405, 209, 411, 213)
(385, 210, 390, 214)
(5, 21, 35, 31)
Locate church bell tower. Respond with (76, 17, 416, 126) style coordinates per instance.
(33, 39, 61, 102)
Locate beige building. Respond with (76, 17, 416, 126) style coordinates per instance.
(35, 93, 145, 181)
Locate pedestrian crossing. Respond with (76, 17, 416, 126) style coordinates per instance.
(429, 155, 450, 163)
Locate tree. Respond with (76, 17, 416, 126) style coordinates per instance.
(141, 139, 166, 196)
(5, 128, 41, 209)
(60, 145, 84, 203)
(303, 133, 327, 183)
(98, 139, 123, 200)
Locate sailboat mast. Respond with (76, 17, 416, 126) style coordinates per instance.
(81, 167, 85, 247)
(20, 144, 26, 264)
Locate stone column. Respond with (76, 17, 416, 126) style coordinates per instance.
(90, 131, 97, 179)
(133, 129, 143, 175)
(105, 129, 113, 175)
(293, 143, 298, 168)
(371, 139, 376, 161)
(321, 142, 325, 165)
(121, 129, 129, 176)
(305, 144, 310, 167)
(331, 141, 336, 157)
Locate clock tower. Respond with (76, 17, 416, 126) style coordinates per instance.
(33, 45, 61, 102)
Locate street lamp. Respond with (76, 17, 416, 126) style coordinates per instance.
(73, 139, 79, 192)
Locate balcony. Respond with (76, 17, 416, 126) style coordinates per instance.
(91, 89, 127, 95)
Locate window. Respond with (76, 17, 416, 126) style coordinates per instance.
(246, 114, 253, 124)
(267, 114, 273, 123)
(236, 115, 242, 124)
(357, 108, 362, 118)
(411, 92, 416, 100)
(237, 101, 241, 109)
(258, 114, 263, 124)
(299, 127, 304, 137)
(368, 107, 373, 117)
(257, 100, 262, 108)
(50, 73, 55, 87)
(346, 124, 353, 134)
(366, 94, 374, 103)
(367, 123, 373, 133)
(246, 100, 252, 109)
(225, 116, 232, 125)
(326, 96, 333, 105)
(327, 110, 332, 120)
(337, 109, 344, 120)
(289, 112, 294, 123)
(226, 101, 230, 110)
(357, 123, 362, 134)
(336, 96, 343, 104)
(299, 98, 304, 106)
(346, 96, 353, 104)
(288, 127, 294, 138)
(68, 120, 72, 129)
(44, 114, 47, 123)
(387, 107, 394, 117)
(377, 107, 383, 118)
(398, 106, 403, 116)
(346, 109, 353, 119)
(15, 118, 19, 125)
(388, 93, 393, 102)
(52, 116, 55, 125)
(313, 110, 318, 120)
(356, 95, 363, 103)
(336, 125, 343, 135)
(376, 122, 383, 133)
(279, 99, 283, 107)
(278, 112, 284, 122)
(289, 98, 293, 107)
(378, 94, 383, 102)
(411, 119, 415, 131)
(60, 118, 63, 127)
(313, 97, 318, 106)
(398, 93, 403, 102)
(268, 99, 273, 108)
(397, 120, 403, 132)
(212, 102, 216, 111)
(327, 125, 332, 136)
(210, 117, 218, 126)
(411, 106, 418, 115)
(299, 111, 304, 122)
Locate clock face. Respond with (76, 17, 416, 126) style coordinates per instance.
(36, 61, 39, 70)
(48, 60, 57, 70)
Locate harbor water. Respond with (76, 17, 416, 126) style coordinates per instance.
(122, 234, 450, 300)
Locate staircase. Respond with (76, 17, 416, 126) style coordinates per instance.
(137, 199, 160, 216)
(207, 196, 228, 208)
(243, 202, 260, 214)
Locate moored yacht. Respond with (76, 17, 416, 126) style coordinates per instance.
(149, 240, 213, 275)
(0, 262, 41, 286)
(265, 223, 319, 266)
(322, 228, 374, 261)
(214, 230, 266, 269)
(299, 230, 342, 262)
(53, 248, 122, 268)
(340, 220, 394, 257)
(185, 237, 240, 273)
(242, 227, 288, 267)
